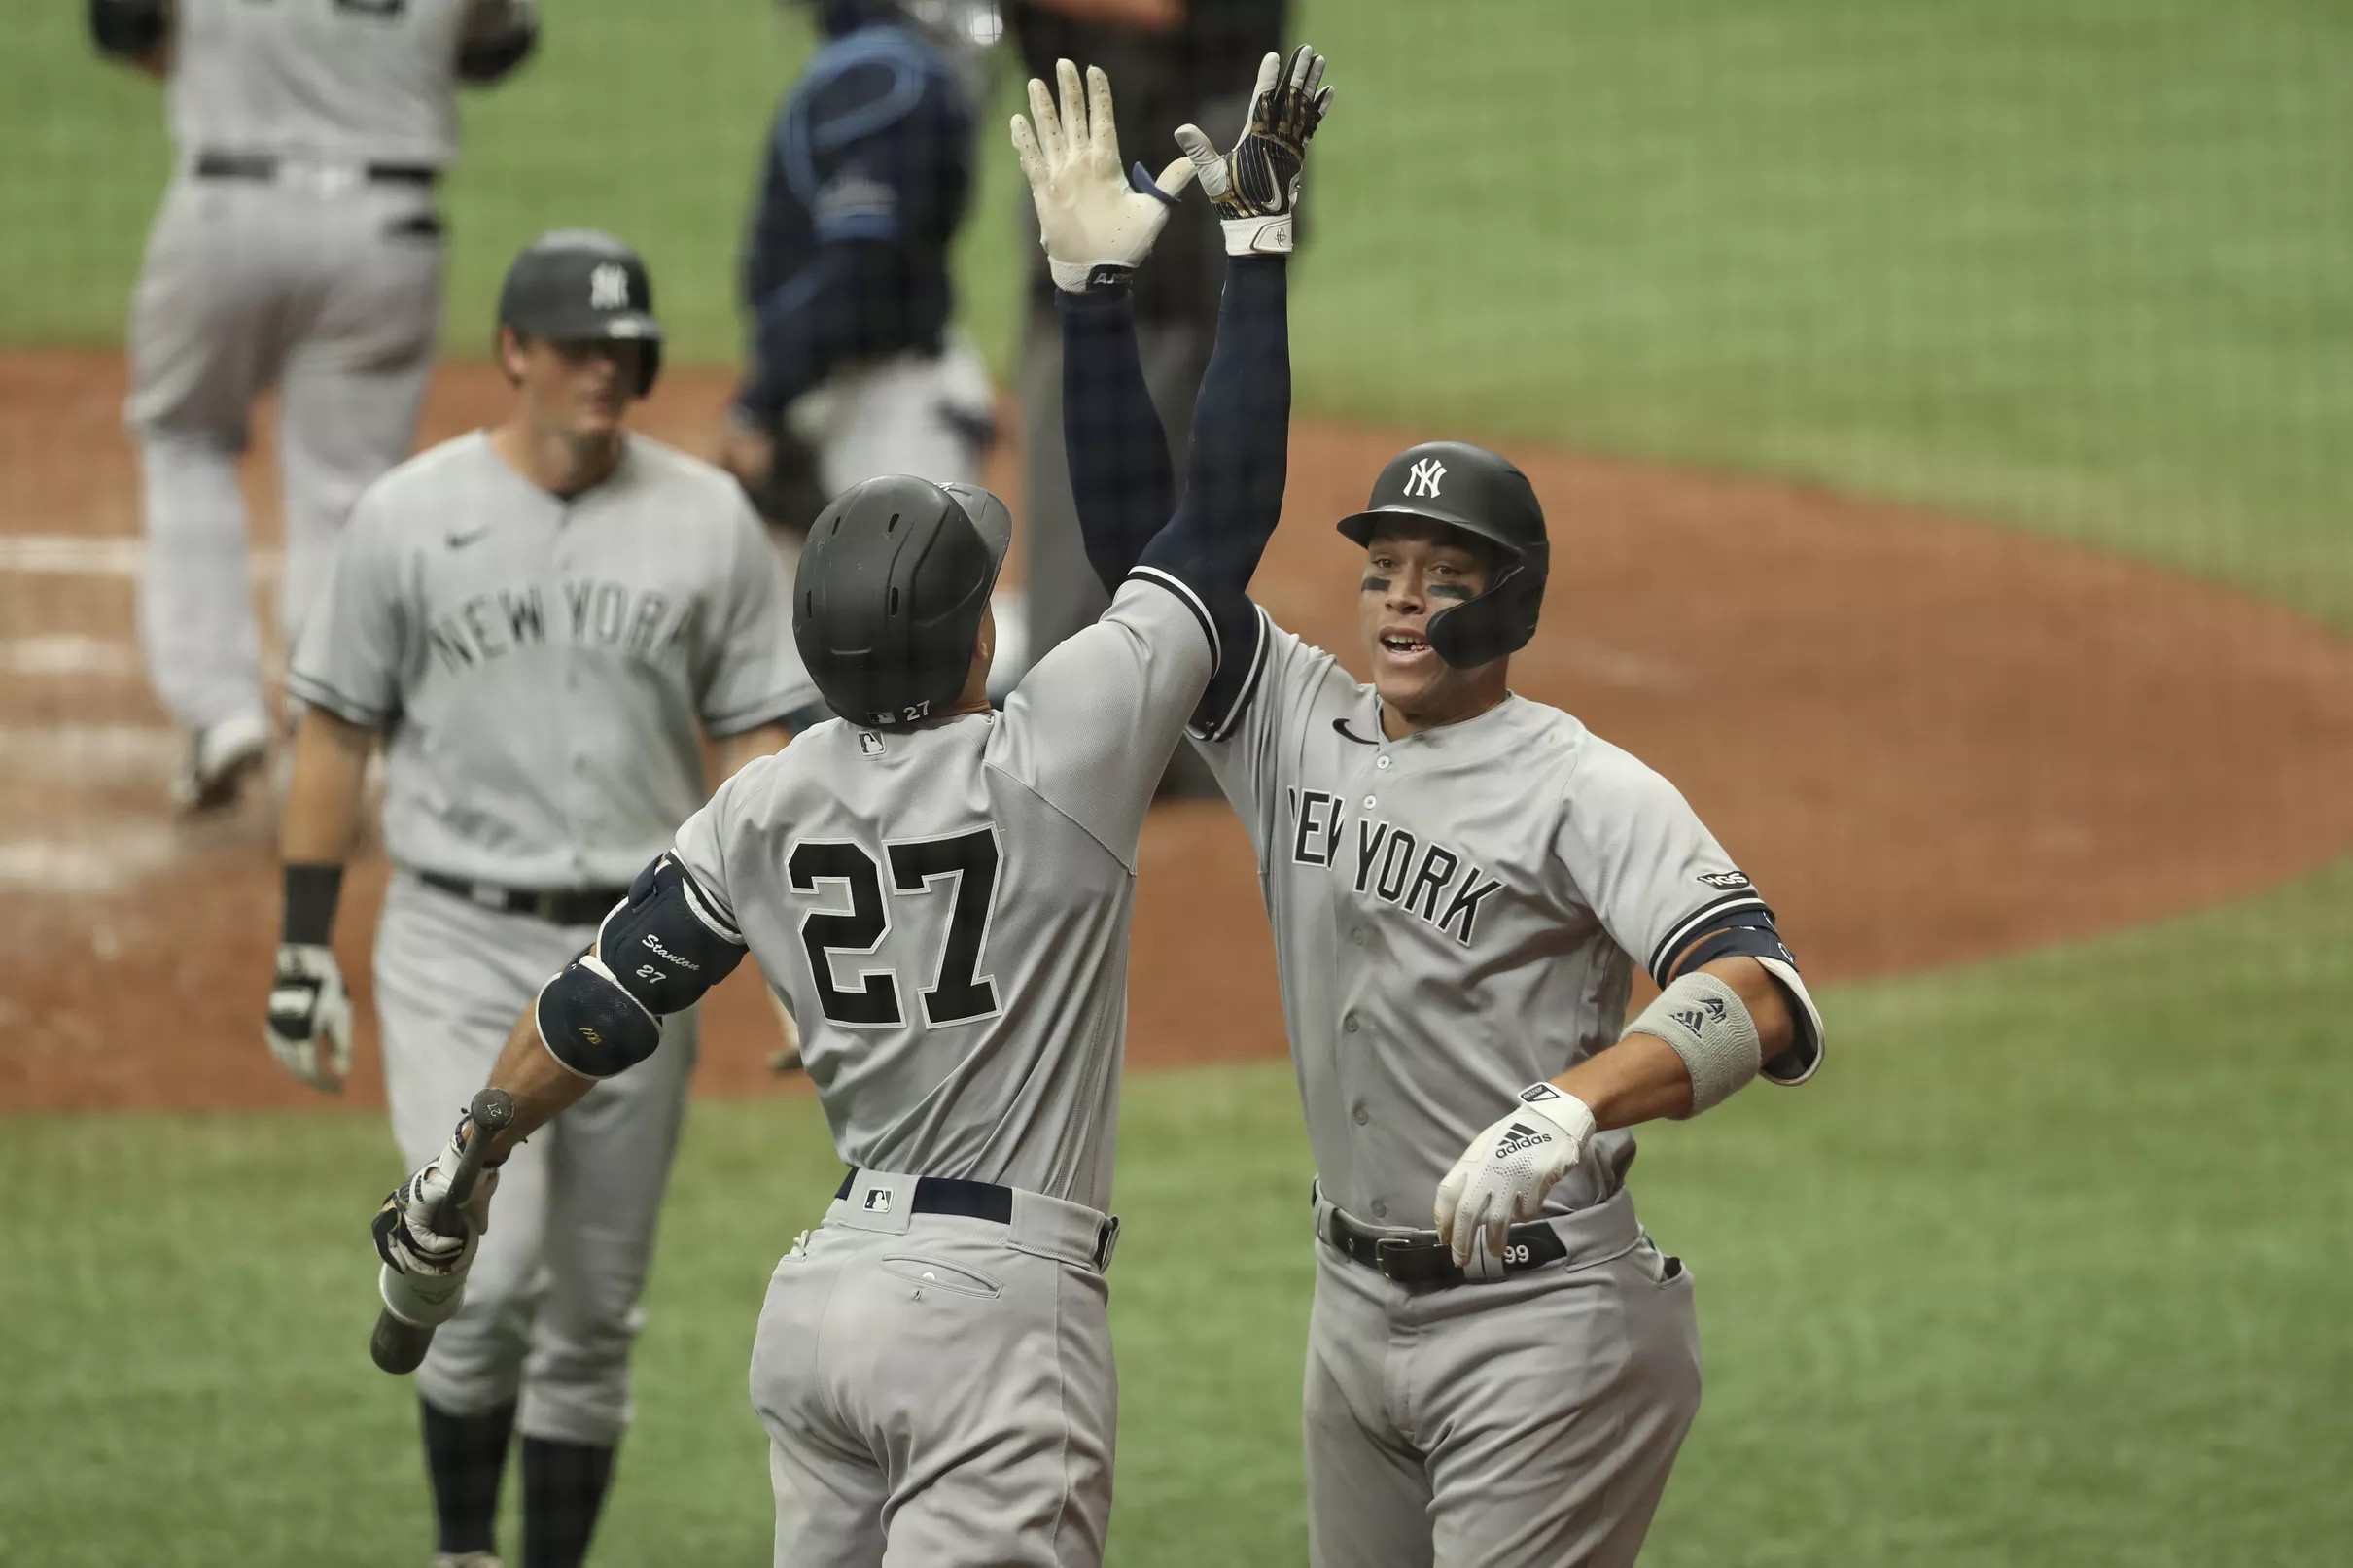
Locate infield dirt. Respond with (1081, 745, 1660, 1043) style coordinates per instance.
(6, 352, 2352, 1112)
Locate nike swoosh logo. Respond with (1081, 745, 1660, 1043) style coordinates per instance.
(445, 528, 491, 550)
(1332, 717, 1379, 746)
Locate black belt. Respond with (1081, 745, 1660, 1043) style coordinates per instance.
(835, 1168, 1012, 1223)
(193, 152, 438, 186)
(834, 1168, 1121, 1272)
(416, 871, 627, 926)
(1322, 1202, 1567, 1289)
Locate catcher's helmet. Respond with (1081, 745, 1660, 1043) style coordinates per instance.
(1336, 440, 1549, 667)
(794, 475, 1012, 728)
(494, 229, 664, 397)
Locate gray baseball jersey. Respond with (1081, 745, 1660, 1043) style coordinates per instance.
(289, 432, 814, 886)
(1195, 611, 1822, 1230)
(163, 0, 513, 167)
(672, 577, 1214, 1215)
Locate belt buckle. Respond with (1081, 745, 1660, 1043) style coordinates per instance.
(280, 156, 360, 196)
(1371, 1236, 1414, 1280)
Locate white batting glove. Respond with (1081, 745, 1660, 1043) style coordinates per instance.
(1012, 59, 1195, 293)
(1174, 44, 1335, 258)
(266, 943, 351, 1093)
(1434, 1083, 1598, 1273)
(370, 1119, 499, 1281)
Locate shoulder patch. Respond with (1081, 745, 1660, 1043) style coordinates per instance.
(1697, 869, 1752, 890)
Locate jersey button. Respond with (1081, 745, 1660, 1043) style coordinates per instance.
(1343, 1014, 1359, 1034)
(1352, 1105, 1369, 1126)
(1370, 1201, 1388, 1220)
(1362, 795, 1377, 810)
(1376, 756, 1390, 770)
(1352, 927, 1368, 947)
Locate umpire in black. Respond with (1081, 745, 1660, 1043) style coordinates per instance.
(1003, 0, 1288, 791)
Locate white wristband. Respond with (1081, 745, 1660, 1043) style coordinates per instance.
(1220, 214, 1294, 256)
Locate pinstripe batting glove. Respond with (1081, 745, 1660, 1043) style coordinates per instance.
(1013, 60, 1195, 293)
(1174, 44, 1335, 257)
(1434, 1083, 1597, 1275)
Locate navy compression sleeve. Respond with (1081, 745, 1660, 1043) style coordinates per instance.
(1065, 258, 1289, 714)
(1058, 282, 1176, 590)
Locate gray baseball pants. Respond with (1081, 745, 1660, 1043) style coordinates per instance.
(126, 169, 441, 731)
(376, 872, 698, 1446)
(1305, 1188, 1703, 1568)
(749, 1168, 1120, 1568)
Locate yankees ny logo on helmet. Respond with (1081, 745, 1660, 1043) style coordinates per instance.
(1403, 457, 1447, 498)
(589, 262, 630, 310)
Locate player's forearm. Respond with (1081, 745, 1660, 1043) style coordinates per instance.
(282, 710, 374, 863)
(476, 1007, 596, 1162)
(1554, 957, 1795, 1129)
(1060, 281, 1176, 589)
(278, 711, 375, 944)
(1132, 256, 1290, 615)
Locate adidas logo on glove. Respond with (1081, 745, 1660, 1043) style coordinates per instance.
(1493, 1121, 1553, 1158)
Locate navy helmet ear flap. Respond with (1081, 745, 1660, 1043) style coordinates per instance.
(1424, 550, 1549, 667)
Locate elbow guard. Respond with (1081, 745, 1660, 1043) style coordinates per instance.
(90, 0, 169, 59)
(1665, 912, 1824, 1086)
(534, 854, 746, 1078)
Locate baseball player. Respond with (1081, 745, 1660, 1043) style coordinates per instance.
(265, 232, 811, 1568)
(1062, 103, 1829, 1568)
(90, 0, 539, 811)
(716, 0, 1000, 539)
(367, 54, 1328, 1567)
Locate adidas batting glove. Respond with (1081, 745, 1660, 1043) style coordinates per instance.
(1434, 1083, 1597, 1275)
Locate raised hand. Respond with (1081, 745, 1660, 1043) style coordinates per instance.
(1174, 44, 1335, 257)
(1011, 59, 1196, 293)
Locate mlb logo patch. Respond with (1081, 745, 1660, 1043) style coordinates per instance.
(862, 1188, 893, 1214)
(858, 730, 886, 756)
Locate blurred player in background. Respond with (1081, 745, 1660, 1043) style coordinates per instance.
(999, 0, 1284, 774)
(266, 232, 811, 1568)
(717, 2, 1001, 577)
(89, 0, 540, 812)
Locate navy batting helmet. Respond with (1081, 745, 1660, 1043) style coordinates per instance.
(495, 229, 664, 397)
(794, 475, 1012, 728)
(1336, 440, 1549, 667)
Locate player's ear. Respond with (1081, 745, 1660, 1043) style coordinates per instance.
(496, 325, 529, 387)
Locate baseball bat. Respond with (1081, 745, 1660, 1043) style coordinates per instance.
(369, 1086, 515, 1376)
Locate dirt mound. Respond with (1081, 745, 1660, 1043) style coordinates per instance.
(6, 352, 2352, 1112)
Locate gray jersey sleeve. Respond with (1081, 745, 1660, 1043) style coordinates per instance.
(991, 575, 1216, 867)
(670, 763, 751, 933)
(1188, 608, 1354, 865)
(1550, 741, 1769, 986)
(285, 488, 408, 728)
(696, 495, 816, 737)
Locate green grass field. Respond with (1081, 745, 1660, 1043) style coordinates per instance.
(4, 1, 2349, 1563)
(7, 862, 2352, 1565)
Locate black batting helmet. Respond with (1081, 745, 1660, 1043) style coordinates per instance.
(794, 475, 1013, 728)
(495, 229, 664, 396)
(1336, 440, 1549, 667)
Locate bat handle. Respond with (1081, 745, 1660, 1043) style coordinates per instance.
(369, 1087, 519, 1376)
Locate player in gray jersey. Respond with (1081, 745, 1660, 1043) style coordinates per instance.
(266, 232, 810, 1568)
(362, 54, 1329, 1567)
(90, 0, 539, 809)
(1063, 150, 1830, 1568)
